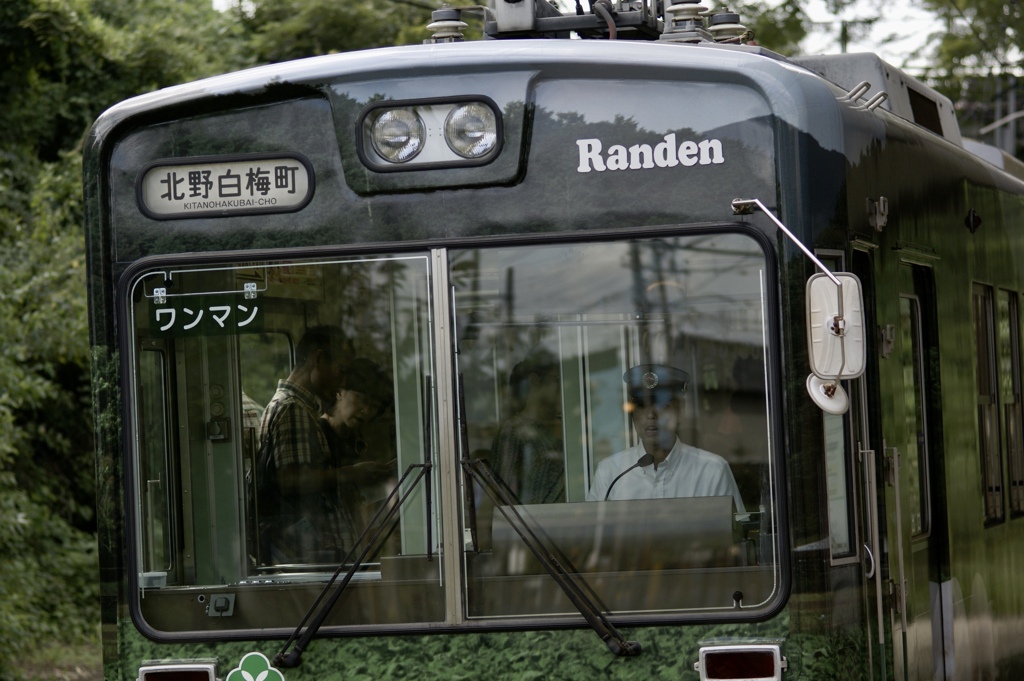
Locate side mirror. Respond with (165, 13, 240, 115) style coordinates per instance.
(729, 198, 867, 413)
(805, 272, 866, 414)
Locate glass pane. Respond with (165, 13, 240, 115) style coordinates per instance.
(139, 349, 172, 575)
(973, 285, 1003, 521)
(823, 412, 852, 556)
(454, 233, 777, 617)
(239, 332, 291, 568)
(899, 296, 929, 537)
(128, 254, 442, 632)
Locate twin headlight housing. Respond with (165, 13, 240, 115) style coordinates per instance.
(358, 98, 502, 171)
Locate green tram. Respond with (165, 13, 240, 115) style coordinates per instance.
(83, 3, 1024, 679)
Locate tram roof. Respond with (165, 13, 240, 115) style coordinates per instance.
(91, 40, 831, 134)
(89, 37, 1019, 187)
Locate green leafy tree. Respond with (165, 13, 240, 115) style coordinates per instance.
(0, 149, 98, 678)
(913, 0, 1021, 147)
(0, 0, 453, 675)
(0, 0, 255, 676)
(735, 0, 810, 56)
(918, 0, 1020, 80)
(238, 0, 434, 64)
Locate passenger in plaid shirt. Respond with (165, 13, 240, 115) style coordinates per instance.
(258, 325, 352, 565)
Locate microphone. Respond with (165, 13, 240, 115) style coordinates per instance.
(604, 453, 655, 500)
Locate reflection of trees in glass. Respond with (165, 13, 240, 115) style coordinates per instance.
(239, 333, 290, 407)
(325, 259, 395, 361)
(381, 259, 432, 386)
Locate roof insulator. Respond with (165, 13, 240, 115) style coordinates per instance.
(707, 9, 749, 43)
(425, 7, 468, 43)
(659, 0, 713, 43)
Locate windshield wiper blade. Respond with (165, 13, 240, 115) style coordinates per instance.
(462, 458, 641, 656)
(273, 461, 431, 668)
(274, 381, 435, 668)
(457, 375, 640, 657)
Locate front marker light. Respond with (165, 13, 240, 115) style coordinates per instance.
(444, 102, 498, 159)
(371, 108, 425, 163)
(357, 97, 503, 171)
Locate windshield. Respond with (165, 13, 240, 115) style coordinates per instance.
(453, 232, 780, 617)
(124, 229, 780, 635)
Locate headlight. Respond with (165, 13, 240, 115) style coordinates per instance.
(444, 102, 498, 159)
(370, 108, 425, 163)
(359, 98, 502, 171)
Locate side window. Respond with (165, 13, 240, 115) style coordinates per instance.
(898, 294, 931, 538)
(998, 291, 1024, 516)
(128, 254, 443, 634)
(454, 233, 779, 619)
(974, 284, 1004, 523)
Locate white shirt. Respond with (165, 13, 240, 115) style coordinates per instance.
(587, 439, 745, 512)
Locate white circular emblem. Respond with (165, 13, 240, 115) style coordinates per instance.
(641, 371, 659, 389)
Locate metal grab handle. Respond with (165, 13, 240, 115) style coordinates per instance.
(862, 542, 875, 579)
(862, 444, 885, 646)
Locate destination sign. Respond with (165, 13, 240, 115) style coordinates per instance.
(137, 153, 314, 219)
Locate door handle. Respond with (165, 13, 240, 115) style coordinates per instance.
(862, 543, 875, 579)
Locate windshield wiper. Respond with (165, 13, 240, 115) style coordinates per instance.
(273, 379, 435, 669)
(458, 376, 641, 657)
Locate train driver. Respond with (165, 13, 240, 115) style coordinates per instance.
(586, 363, 745, 512)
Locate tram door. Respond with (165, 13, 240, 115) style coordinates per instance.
(881, 262, 948, 680)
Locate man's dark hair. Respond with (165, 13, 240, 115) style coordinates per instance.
(295, 325, 350, 368)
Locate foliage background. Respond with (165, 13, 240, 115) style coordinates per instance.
(0, 0, 1014, 678)
(0, 2, 427, 677)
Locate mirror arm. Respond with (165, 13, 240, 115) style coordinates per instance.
(731, 198, 842, 288)
(732, 198, 849, 379)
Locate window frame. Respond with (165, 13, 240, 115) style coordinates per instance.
(974, 283, 1006, 525)
(998, 290, 1024, 517)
